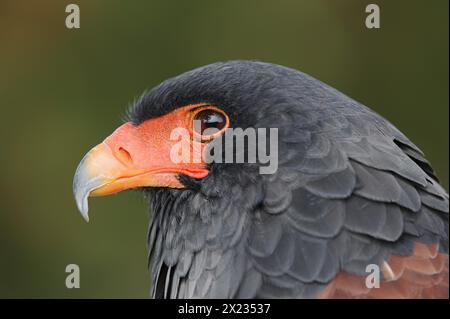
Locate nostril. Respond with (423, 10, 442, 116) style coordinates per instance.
(116, 147, 132, 165)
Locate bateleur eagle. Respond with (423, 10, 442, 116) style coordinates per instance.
(73, 61, 449, 298)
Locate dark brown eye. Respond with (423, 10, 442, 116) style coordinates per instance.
(193, 109, 227, 138)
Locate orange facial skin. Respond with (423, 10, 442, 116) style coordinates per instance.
(74, 104, 229, 204)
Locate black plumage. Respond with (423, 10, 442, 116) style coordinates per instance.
(122, 61, 449, 298)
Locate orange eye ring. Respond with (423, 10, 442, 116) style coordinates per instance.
(189, 105, 230, 142)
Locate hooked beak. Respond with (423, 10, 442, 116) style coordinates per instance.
(73, 142, 181, 222)
(73, 112, 209, 222)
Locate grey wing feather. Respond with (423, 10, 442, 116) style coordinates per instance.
(148, 101, 448, 299)
(246, 110, 448, 298)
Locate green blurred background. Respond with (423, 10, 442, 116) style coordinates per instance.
(0, 0, 448, 298)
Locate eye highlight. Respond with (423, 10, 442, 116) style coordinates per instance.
(191, 107, 229, 140)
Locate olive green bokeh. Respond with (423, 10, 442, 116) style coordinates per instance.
(0, 0, 448, 298)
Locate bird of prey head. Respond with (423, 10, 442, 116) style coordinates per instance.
(74, 61, 449, 298)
